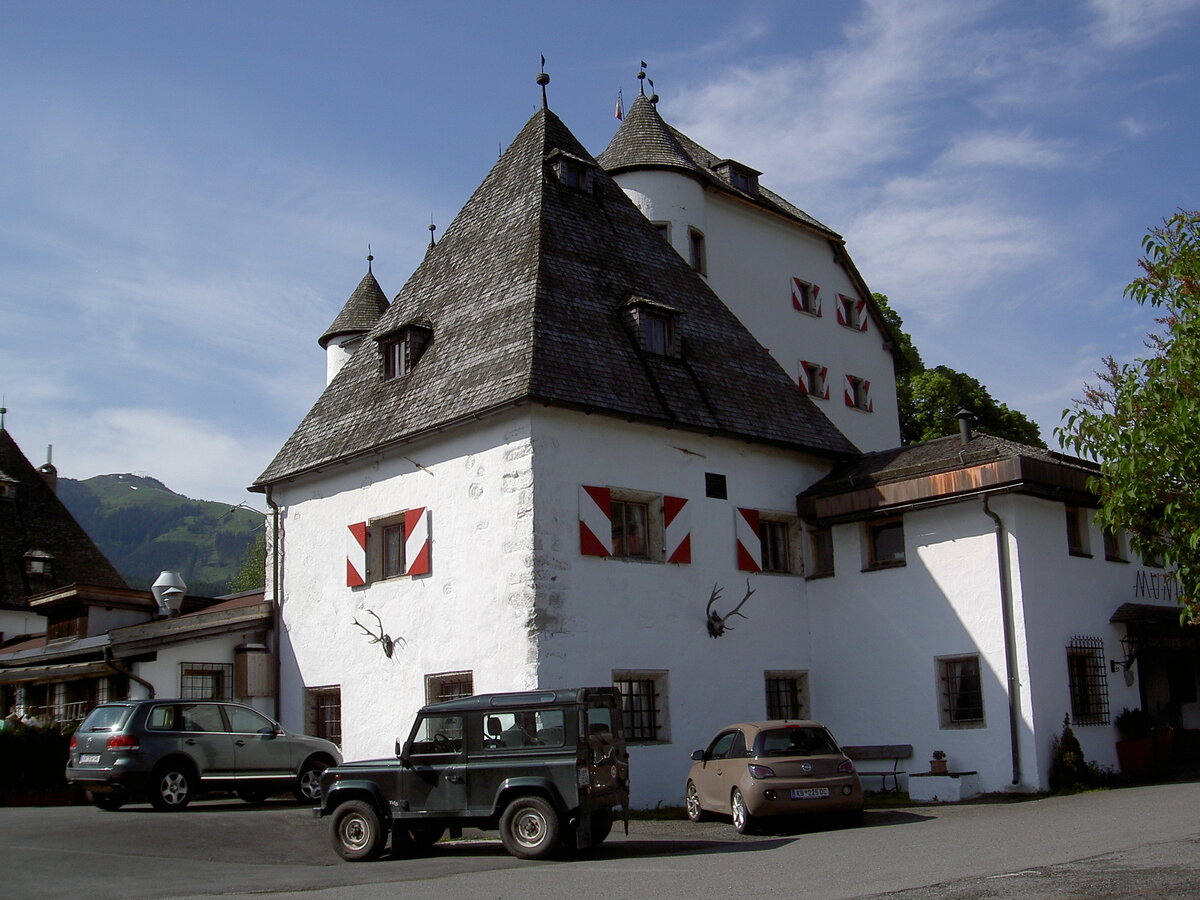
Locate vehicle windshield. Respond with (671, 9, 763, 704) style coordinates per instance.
(757, 726, 840, 757)
(78, 705, 134, 733)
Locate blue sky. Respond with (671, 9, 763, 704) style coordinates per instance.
(2, 0, 1198, 506)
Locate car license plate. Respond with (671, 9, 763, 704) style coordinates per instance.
(791, 787, 829, 799)
(79, 754, 102, 765)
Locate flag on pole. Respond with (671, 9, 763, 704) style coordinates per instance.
(614, 88, 624, 120)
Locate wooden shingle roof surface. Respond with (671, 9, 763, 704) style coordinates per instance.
(255, 107, 856, 487)
(318, 270, 390, 349)
(0, 429, 128, 607)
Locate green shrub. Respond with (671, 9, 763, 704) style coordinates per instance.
(0, 721, 73, 794)
(1048, 713, 1108, 792)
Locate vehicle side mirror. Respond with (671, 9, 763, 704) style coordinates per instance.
(691, 749, 705, 761)
(396, 739, 410, 766)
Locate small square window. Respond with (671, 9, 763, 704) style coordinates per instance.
(652, 221, 670, 243)
(179, 663, 233, 701)
(844, 374, 872, 412)
(939, 655, 984, 727)
(764, 671, 809, 719)
(1103, 529, 1128, 563)
(865, 518, 905, 569)
(800, 361, 827, 398)
(759, 519, 793, 574)
(838, 294, 862, 330)
(791, 278, 817, 315)
(641, 313, 672, 355)
(1066, 506, 1091, 557)
(705, 472, 728, 499)
(612, 499, 650, 559)
(425, 671, 474, 705)
(613, 671, 668, 743)
(807, 527, 834, 578)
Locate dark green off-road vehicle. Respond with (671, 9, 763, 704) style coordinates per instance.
(317, 686, 630, 861)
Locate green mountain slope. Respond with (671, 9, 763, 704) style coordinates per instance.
(56, 474, 263, 597)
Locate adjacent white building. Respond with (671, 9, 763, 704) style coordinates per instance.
(253, 90, 1195, 806)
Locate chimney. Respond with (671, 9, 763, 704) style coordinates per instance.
(38, 445, 57, 493)
(956, 409, 975, 445)
(152, 571, 188, 618)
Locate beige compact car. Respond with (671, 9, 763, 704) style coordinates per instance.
(685, 720, 864, 833)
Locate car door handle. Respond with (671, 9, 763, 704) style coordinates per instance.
(235, 739, 246, 746)
(446, 773, 464, 784)
(185, 739, 197, 746)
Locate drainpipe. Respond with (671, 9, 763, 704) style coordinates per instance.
(982, 494, 1022, 785)
(266, 486, 282, 723)
(104, 647, 155, 699)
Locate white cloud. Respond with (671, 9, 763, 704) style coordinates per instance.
(1086, 0, 1200, 50)
(937, 128, 1070, 169)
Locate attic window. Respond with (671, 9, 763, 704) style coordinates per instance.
(380, 325, 432, 380)
(24, 550, 53, 577)
(624, 297, 681, 358)
(714, 159, 760, 194)
(550, 152, 595, 192)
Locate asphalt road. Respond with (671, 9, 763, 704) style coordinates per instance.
(3, 782, 1199, 900)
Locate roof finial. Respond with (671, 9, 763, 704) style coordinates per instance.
(637, 60, 647, 95)
(0, 395, 6, 431)
(537, 54, 550, 109)
(367, 243, 373, 273)
(428, 215, 437, 248)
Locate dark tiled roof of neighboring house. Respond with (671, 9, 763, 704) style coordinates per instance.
(0, 429, 128, 607)
(318, 269, 390, 349)
(255, 106, 856, 487)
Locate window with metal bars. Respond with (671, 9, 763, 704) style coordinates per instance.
(939, 655, 984, 727)
(307, 686, 342, 745)
(1066, 636, 1109, 725)
(613, 673, 666, 743)
(764, 672, 809, 719)
(179, 663, 233, 700)
(425, 671, 474, 705)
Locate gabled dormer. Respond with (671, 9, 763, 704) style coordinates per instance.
(546, 148, 599, 193)
(378, 321, 433, 380)
(622, 295, 682, 358)
(713, 159, 761, 195)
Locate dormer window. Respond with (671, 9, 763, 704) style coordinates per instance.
(623, 296, 681, 358)
(548, 151, 596, 192)
(0, 472, 16, 499)
(380, 324, 432, 380)
(24, 549, 53, 577)
(714, 159, 761, 194)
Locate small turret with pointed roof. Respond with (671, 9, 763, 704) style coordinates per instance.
(318, 254, 390, 385)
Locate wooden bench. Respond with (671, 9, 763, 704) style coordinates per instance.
(842, 744, 913, 792)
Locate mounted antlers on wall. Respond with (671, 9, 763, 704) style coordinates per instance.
(705, 580, 755, 638)
(353, 610, 406, 660)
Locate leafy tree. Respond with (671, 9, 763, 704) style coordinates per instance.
(227, 530, 266, 593)
(1058, 211, 1200, 615)
(874, 293, 1044, 447)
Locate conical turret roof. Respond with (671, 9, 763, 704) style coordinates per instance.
(318, 269, 390, 349)
(256, 106, 855, 487)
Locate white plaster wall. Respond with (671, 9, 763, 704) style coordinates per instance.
(132, 632, 273, 717)
(614, 170, 900, 454)
(324, 335, 359, 386)
(0, 608, 44, 639)
(270, 408, 539, 762)
(807, 498, 1039, 794)
(1006, 495, 1171, 785)
(528, 406, 831, 807)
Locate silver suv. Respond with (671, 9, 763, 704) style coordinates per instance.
(66, 699, 341, 811)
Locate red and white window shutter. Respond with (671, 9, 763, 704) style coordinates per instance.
(844, 375, 873, 411)
(791, 277, 821, 315)
(856, 299, 869, 332)
(735, 507, 762, 573)
(799, 361, 831, 400)
(346, 522, 368, 588)
(404, 507, 431, 576)
(663, 496, 691, 564)
(579, 485, 613, 557)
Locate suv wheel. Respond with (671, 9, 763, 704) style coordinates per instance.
(151, 763, 194, 811)
(331, 800, 386, 861)
(685, 781, 709, 822)
(500, 795, 560, 860)
(294, 759, 328, 802)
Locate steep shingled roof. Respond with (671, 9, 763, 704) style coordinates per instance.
(0, 429, 128, 607)
(598, 94, 837, 237)
(318, 269, 390, 349)
(255, 107, 856, 488)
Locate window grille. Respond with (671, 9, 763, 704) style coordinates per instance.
(426, 671, 474, 705)
(308, 687, 342, 745)
(940, 655, 984, 726)
(180, 663, 233, 701)
(614, 677, 661, 742)
(765, 673, 808, 719)
(1067, 636, 1109, 725)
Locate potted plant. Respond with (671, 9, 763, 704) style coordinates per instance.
(930, 749, 948, 775)
(1114, 708, 1154, 778)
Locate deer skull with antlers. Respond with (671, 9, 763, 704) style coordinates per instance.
(705, 580, 755, 638)
(353, 610, 406, 660)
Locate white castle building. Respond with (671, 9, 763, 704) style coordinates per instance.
(252, 87, 1195, 806)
